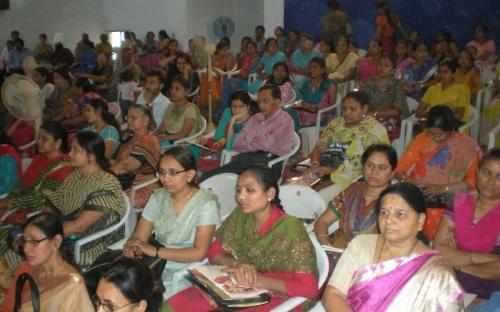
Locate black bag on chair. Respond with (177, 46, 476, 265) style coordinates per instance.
(84, 238, 166, 298)
(14, 273, 40, 312)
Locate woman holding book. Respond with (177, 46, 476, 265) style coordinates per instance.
(165, 165, 319, 311)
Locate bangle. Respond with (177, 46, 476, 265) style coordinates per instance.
(444, 185, 450, 192)
(317, 234, 330, 239)
(156, 246, 160, 258)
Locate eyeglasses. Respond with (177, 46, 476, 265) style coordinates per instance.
(157, 168, 188, 177)
(18, 237, 49, 247)
(93, 295, 137, 312)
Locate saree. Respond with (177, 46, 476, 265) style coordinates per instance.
(167, 206, 318, 311)
(331, 181, 378, 245)
(18, 264, 94, 312)
(449, 192, 500, 298)
(403, 59, 436, 101)
(115, 134, 160, 208)
(396, 132, 481, 188)
(6, 154, 73, 213)
(47, 170, 125, 266)
(330, 235, 463, 312)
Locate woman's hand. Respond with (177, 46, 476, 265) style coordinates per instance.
(124, 238, 156, 258)
(224, 263, 259, 287)
(231, 112, 249, 124)
(306, 164, 334, 176)
(318, 234, 333, 247)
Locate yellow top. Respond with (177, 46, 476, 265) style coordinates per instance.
(422, 82, 471, 123)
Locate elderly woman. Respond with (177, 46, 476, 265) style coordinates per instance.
(325, 36, 359, 88)
(322, 182, 464, 311)
(124, 146, 220, 299)
(166, 165, 318, 311)
(80, 52, 114, 99)
(314, 144, 397, 248)
(112, 105, 161, 208)
(289, 33, 321, 84)
(434, 149, 500, 299)
(397, 105, 481, 198)
(307, 91, 389, 202)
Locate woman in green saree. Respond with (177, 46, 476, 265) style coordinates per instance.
(166, 165, 319, 311)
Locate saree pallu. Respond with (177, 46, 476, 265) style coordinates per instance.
(18, 270, 94, 312)
(167, 207, 319, 311)
(396, 132, 481, 188)
(347, 251, 464, 312)
(0, 145, 21, 196)
(48, 170, 125, 266)
(116, 134, 160, 208)
(332, 181, 378, 244)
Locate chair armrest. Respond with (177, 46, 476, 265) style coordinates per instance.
(488, 122, 500, 149)
(270, 297, 307, 312)
(220, 150, 239, 166)
(131, 177, 159, 209)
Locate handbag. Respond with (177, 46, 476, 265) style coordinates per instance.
(13, 273, 40, 312)
(84, 237, 166, 297)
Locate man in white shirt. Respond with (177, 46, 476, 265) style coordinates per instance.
(135, 70, 171, 129)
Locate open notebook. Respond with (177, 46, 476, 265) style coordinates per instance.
(189, 265, 270, 308)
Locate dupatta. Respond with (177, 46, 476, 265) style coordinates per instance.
(347, 251, 463, 312)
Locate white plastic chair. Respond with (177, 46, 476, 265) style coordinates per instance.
(459, 106, 479, 138)
(220, 132, 301, 184)
(248, 72, 258, 86)
(199, 172, 238, 221)
(299, 94, 341, 157)
(74, 192, 131, 264)
(270, 234, 329, 312)
(18, 140, 36, 153)
(488, 122, 500, 149)
(279, 184, 326, 220)
(173, 117, 207, 145)
(108, 101, 122, 124)
(187, 86, 200, 103)
(130, 177, 160, 213)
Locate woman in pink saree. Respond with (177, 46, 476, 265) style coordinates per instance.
(322, 182, 464, 311)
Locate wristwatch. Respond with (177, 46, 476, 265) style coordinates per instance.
(155, 246, 160, 258)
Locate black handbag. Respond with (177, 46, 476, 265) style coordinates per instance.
(84, 237, 166, 297)
(14, 273, 40, 312)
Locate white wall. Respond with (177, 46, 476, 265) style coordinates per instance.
(0, 0, 283, 53)
(0, 0, 104, 50)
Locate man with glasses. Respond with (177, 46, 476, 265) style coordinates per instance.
(200, 84, 295, 181)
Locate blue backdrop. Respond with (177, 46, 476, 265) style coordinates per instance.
(284, 0, 500, 50)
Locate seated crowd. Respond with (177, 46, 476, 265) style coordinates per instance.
(0, 0, 499, 310)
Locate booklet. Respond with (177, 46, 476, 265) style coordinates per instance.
(189, 265, 270, 308)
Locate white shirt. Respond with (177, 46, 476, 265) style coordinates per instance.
(136, 92, 171, 129)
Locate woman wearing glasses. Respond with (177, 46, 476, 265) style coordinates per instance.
(111, 104, 161, 209)
(94, 258, 163, 312)
(3, 212, 93, 311)
(123, 146, 220, 299)
(396, 105, 481, 198)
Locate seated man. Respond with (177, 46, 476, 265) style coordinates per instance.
(136, 70, 171, 128)
(201, 84, 295, 181)
(6, 38, 32, 72)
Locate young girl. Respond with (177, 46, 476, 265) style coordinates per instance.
(117, 68, 142, 118)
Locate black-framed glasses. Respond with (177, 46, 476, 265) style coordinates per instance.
(157, 168, 188, 177)
(18, 237, 49, 247)
(93, 295, 138, 312)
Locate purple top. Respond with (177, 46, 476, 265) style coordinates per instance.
(233, 108, 295, 156)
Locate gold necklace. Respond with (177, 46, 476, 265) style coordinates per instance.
(373, 237, 419, 277)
